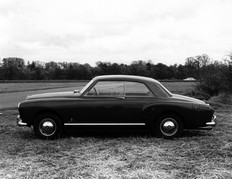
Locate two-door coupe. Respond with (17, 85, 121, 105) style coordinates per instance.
(17, 75, 216, 139)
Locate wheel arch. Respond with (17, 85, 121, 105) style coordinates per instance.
(155, 111, 185, 128)
(32, 109, 64, 126)
(143, 105, 186, 128)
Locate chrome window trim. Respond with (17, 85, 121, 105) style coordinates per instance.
(83, 80, 155, 98)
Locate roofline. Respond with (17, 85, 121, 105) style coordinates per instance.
(93, 75, 160, 84)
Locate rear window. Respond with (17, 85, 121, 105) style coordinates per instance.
(125, 82, 153, 97)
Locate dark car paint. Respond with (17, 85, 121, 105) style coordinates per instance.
(26, 91, 78, 99)
(18, 75, 215, 133)
(19, 96, 214, 130)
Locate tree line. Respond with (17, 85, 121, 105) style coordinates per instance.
(0, 54, 213, 80)
(0, 54, 232, 95)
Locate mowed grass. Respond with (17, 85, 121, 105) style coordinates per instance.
(0, 81, 231, 178)
(0, 104, 231, 178)
(162, 81, 196, 95)
(0, 82, 87, 94)
(0, 81, 195, 95)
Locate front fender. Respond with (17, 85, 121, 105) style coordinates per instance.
(18, 99, 76, 126)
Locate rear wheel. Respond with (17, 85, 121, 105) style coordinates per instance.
(155, 113, 183, 138)
(33, 113, 62, 139)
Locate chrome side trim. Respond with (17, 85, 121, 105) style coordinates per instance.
(64, 123, 146, 126)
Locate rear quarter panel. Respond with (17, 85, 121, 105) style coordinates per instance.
(143, 100, 213, 129)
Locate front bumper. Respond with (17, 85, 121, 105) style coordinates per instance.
(17, 115, 28, 127)
(198, 115, 216, 130)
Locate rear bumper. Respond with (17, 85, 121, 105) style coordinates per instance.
(198, 115, 216, 130)
(17, 115, 28, 127)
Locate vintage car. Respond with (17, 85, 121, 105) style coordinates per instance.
(17, 75, 216, 139)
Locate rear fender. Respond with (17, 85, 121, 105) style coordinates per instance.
(143, 104, 186, 127)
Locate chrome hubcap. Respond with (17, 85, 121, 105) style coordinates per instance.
(160, 118, 178, 136)
(39, 118, 56, 137)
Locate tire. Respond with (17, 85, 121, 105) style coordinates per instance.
(155, 113, 183, 138)
(33, 113, 62, 139)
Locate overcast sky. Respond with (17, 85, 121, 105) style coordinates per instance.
(0, 0, 232, 66)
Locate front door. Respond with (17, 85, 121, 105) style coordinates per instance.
(75, 81, 125, 124)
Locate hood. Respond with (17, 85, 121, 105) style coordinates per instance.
(27, 91, 80, 100)
(171, 94, 206, 104)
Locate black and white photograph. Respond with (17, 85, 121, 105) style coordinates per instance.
(0, 0, 231, 178)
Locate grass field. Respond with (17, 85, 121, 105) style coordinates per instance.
(162, 81, 196, 95)
(0, 81, 195, 110)
(0, 82, 87, 94)
(0, 104, 231, 178)
(0, 81, 231, 178)
(0, 81, 195, 95)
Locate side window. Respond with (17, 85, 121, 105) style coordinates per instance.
(125, 82, 153, 97)
(86, 81, 124, 97)
(151, 83, 169, 97)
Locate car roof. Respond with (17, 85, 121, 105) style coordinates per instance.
(93, 75, 160, 84)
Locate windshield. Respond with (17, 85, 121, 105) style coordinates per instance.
(79, 79, 94, 94)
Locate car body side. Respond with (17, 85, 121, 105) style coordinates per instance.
(18, 76, 214, 131)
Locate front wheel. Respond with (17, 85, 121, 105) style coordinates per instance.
(33, 113, 62, 139)
(155, 113, 183, 138)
